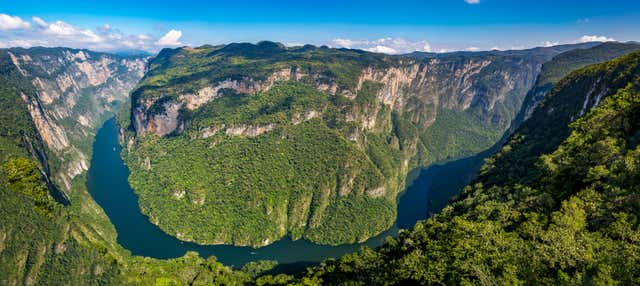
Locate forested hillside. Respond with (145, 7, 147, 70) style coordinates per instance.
(122, 41, 585, 247)
(0, 49, 252, 285)
(0, 49, 122, 285)
(265, 49, 640, 286)
(517, 42, 640, 123)
(3, 44, 640, 285)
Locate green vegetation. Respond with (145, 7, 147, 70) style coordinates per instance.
(480, 47, 640, 186)
(125, 41, 556, 247)
(537, 42, 640, 86)
(0, 51, 44, 163)
(0, 50, 121, 285)
(135, 41, 394, 104)
(3, 158, 56, 216)
(513, 42, 640, 131)
(260, 50, 640, 285)
(8, 43, 640, 285)
(126, 81, 398, 246)
(421, 108, 503, 163)
(0, 48, 254, 285)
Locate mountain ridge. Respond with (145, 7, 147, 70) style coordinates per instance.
(2, 42, 640, 285)
(121, 41, 610, 247)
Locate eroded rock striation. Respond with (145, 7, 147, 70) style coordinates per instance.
(7, 47, 147, 193)
(122, 42, 605, 247)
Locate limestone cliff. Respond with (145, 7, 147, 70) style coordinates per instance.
(122, 42, 601, 247)
(6, 47, 147, 194)
(132, 53, 540, 141)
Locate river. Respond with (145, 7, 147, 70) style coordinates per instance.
(86, 118, 489, 267)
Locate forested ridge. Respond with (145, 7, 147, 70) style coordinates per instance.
(2, 45, 640, 285)
(0, 49, 252, 285)
(122, 41, 579, 247)
(258, 49, 640, 285)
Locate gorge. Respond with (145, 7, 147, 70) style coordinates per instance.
(2, 41, 640, 285)
(120, 41, 605, 247)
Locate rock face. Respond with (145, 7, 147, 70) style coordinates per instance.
(6, 47, 147, 193)
(508, 42, 640, 134)
(133, 55, 540, 139)
(123, 42, 611, 247)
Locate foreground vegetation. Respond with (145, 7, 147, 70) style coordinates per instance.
(259, 49, 640, 285)
(3, 44, 640, 285)
(0, 49, 255, 285)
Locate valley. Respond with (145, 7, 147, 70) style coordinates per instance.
(120, 42, 600, 247)
(1, 41, 640, 285)
(86, 117, 491, 265)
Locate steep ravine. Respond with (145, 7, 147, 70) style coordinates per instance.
(3, 43, 639, 285)
(87, 117, 492, 265)
(121, 42, 599, 247)
(6, 47, 147, 194)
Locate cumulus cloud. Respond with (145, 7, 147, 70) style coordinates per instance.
(465, 0, 480, 4)
(0, 39, 46, 49)
(537, 35, 615, 49)
(0, 13, 184, 52)
(156, 29, 183, 46)
(578, 35, 615, 43)
(367, 45, 398, 54)
(0, 14, 31, 30)
(42, 21, 104, 43)
(331, 37, 431, 54)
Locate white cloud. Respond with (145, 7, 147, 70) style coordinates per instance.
(284, 42, 304, 47)
(156, 29, 183, 46)
(333, 38, 355, 48)
(578, 35, 615, 43)
(0, 39, 46, 49)
(465, 46, 480, 52)
(0, 15, 184, 52)
(465, 0, 480, 4)
(0, 14, 31, 30)
(43, 21, 104, 43)
(537, 36, 614, 49)
(32, 16, 47, 28)
(331, 37, 431, 54)
(366, 45, 398, 54)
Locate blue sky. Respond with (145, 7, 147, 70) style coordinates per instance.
(1, 0, 639, 53)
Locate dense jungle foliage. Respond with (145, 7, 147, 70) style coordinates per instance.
(261, 49, 640, 285)
(3, 44, 640, 285)
(124, 41, 563, 247)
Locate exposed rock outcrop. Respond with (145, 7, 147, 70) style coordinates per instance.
(123, 43, 605, 247)
(7, 47, 147, 193)
(133, 52, 541, 139)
